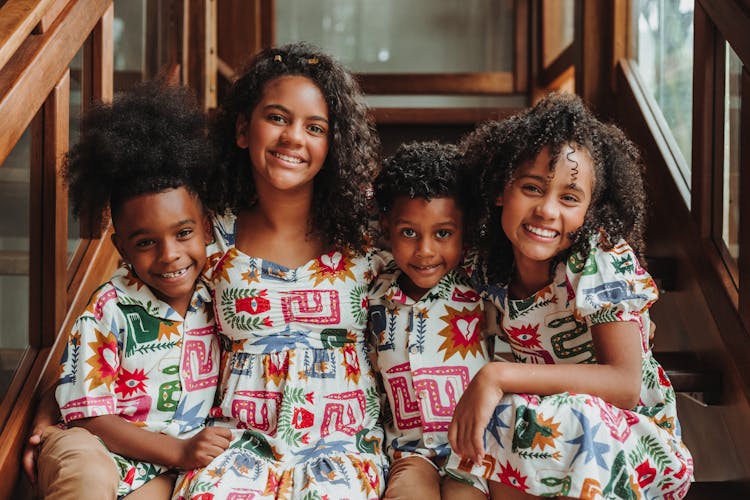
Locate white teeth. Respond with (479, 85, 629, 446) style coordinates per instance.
(161, 268, 188, 278)
(524, 225, 558, 238)
(414, 264, 439, 271)
(273, 152, 303, 163)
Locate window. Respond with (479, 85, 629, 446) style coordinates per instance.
(634, 0, 694, 181)
(722, 44, 741, 270)
(0, 129, 30, 401)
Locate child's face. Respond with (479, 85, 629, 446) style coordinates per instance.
(236, 75, 329, 195)
(111, 187, 211, 316)
(496, 144, 593, 273)
(381, 196, 464, 300)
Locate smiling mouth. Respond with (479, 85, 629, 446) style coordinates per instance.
(411, 264, 441, 271)
(272, 151, 304, 164)
(160, 267, 189, 278)
(523, 224, 559, 238)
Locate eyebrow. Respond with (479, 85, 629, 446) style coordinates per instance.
(263, 104, 329, 123)
(126, 219, 197, 240)
(517, 174, 588, 196)
(394, 218, 459, 227)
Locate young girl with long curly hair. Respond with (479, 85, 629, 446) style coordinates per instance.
(446, 93, 693, 499)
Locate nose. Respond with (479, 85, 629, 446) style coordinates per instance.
(534, 195, 558, 220)
(280, 121, 304, 145)
(158, 239, 180, 263)
(415, 236, 435, 257)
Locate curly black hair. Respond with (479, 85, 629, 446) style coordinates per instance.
(206, 42, 380, 250)
(463, 92, 647, 285)
(65, 81, 212, 225)
(374, 141, 467, 215)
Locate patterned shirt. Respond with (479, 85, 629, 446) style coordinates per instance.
(369, 254, 489, 461)
(56, 265, 219, 438)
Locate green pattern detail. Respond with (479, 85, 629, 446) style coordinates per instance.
(589, 308, 619, 324)
(517, 449, 560, 460)
(539, 475, 571, 496)
(545, 392, 581, 407)
(567, 252, 586, 274)
(350, 284, 368, 324)
(120, 303, 168, 356)
(221, 287, 269, 331)
(642, 361, 658, 390)
(229, 429, 276, 459)
(549, 314, 596, 362)
(321, 328, 352, 347)
(582, 248, 599, 275)
(277, 386, 310, 447)
(628, 434, 672, 472)
(512, 405, 559, 452)
(508, 294, 556, 320)
(119, 295, 161, 316)
(132, 341, 180, 355)
(602, 450, 637, 499)
(611, 254, 635, 275)
(355, 427, 381, 455)
(365, 386, 381, 421)
(301, 492, 324, 500)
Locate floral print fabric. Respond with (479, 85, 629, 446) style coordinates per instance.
(173, 214, 387, 500)
(446, 238, 693, 499)
(56, 265, 219, 497)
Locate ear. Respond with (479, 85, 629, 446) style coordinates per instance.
(235, 114, 249, 149)
(494, 194, 503, 207)
(111, 232, 128, 264)
(202, 215, 213, 245)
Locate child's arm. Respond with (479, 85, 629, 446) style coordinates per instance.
(22, 385, 59, 483)
(69, 416, 233, 470)
(448, 320, 642, 463)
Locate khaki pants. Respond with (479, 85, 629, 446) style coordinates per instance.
(36, 426, 175, 500)
(384, 456, 487, 500)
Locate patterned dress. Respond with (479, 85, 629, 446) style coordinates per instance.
(446, 238, 693, 499)
(173, 214, 387, 500)
(56, 265, 219, 498)
(369, 255, 489, 493)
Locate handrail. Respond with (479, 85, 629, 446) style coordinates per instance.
(0, 0, 57, 72)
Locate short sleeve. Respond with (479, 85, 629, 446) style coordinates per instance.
(203, 213, 237, 283)
(56, 283, 124, 423)
(571, 238, 658, 325)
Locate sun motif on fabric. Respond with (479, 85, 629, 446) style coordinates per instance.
(496, 461, 529, 492)
(437, 305, 484, 360)
(121, 268, 146, 291)
(157, 320, 181, 341)
(506, 323, 542, 349)
(84, 328, 119, 392)
(115, 367, 148, 398)
(530, 412, 562, 450)
(308, 250, 356, 286)
(214, 247, 238, 284)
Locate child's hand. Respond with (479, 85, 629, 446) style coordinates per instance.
(176, 427, 233, 469)
(23, 389, 60, 484)
(448, 364, 504, 464)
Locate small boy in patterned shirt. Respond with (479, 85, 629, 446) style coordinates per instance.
(369, 141, 489, 499)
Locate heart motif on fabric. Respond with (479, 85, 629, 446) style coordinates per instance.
(321, 252, 342, 270)
(456, 317, 479, 340)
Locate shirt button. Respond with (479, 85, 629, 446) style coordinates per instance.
(419, 391, 427, 400)
(425, 436, 434, 445)
(409, 345, 419, 354)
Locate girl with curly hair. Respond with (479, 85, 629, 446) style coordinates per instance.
(173, 42, 387, 499)
(446, 93, 693, 499)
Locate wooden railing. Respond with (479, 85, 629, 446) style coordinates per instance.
(0, 1, 118, 496)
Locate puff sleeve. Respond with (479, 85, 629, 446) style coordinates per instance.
(569, 238, 658, 326)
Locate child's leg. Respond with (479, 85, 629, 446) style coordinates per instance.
(441, 476, 487, 499)
(383, 456, 440, 499)
(121, 473, 176, 499)
(37, 426, 119, 500)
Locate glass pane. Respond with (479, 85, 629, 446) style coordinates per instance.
(276, 0, 515, 74)
(634, 0, 694, 176)
(114, 0, 147, 90)
(722, 44, 740, 263)
(542, 0, 574, 67)
(0, 129, 30, 400)
(68, 49, 83, 263)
